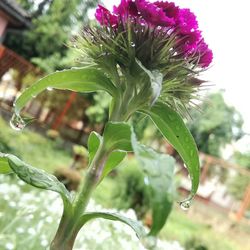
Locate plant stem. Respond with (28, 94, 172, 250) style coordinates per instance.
(50, 94, 130, 250)
(50, 144, 107, 250)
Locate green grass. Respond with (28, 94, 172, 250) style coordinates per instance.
(92, 171, 248, 250)
(0, 116, 72, 173)
(160, 208, 241, 250)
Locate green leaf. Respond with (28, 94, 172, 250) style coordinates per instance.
(103, 122, 133, 152)
(135, 58, 163, 105)
(0, 154, 12, 174)
(142, 101, 200, 197)
(78, 212, 146, 239)
(88, 131, 102, 164)
(131, 132, 175, 236)
(87, 122, 132, 180)
(101, 150, 127, 180)
(0, 153, 71, 204)
(14, 67, 117, 114)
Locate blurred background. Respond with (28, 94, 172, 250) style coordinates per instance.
(0, 0, 249, 250)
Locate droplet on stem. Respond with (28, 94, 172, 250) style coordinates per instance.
(130, 42, 136, 47)
(9, 114, 26, 132)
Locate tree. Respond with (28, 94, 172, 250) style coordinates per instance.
(233, 151, 250, 170)
(188, 92, 244, 157)
(4, 0, 99, 72)
(228, 151, 250, 201)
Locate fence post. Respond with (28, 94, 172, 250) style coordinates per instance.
(235, 185, 250, 221)
(51, 92, 77, 130)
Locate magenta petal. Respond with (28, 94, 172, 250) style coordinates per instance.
(196, 40, 213, 67)
(154, 1, 179, 19)
(135, 0, 175, 26)
(177, 8, 198, 34)
(113, 0, 139, 17)
(95, 5, 118, 27)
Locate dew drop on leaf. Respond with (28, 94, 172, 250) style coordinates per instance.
(9, 114, 26, 132)
(46, 87, 53, 91)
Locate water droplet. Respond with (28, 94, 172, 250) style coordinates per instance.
(32, 94, 37, 98)
(9, 114, 26, 131)
(130, 42, 135, 47)
(142, 236, 157, 249)
(179, 200, 191, 211)
(47, 87, 53, 91)
(0, 152, 7, 158)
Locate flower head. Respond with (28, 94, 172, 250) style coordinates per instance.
(94, 0, 212, 68)
(75, 0, 213, 114)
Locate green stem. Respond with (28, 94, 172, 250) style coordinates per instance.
(50, 90, 132, 249)
(50, 144, 107, 250)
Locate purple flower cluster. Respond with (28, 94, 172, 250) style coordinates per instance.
(95, 0, 213, 68)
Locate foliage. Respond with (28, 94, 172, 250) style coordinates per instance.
(5, 0, 99, 73)
(0, 175, 184, 250)
(233, 151, 250, 170)
(113, 159, 151, 219)
(160, 206, 243, 250)
(0, 174, 245, 250)
(185, 237, 208, 250)
(86, 92, 111, 124)
(228, 174, 250, 201)
(0, 117, 71, 172)
(227, 151, 250, 201)
(188, 92, 243, 157)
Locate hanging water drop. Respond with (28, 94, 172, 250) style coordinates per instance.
(47, 87, 53, 91)
(179, 200, 191, 211)
(9, 114, 26, 132)
(130, 42, 135, 48)
(142, 236, 157, 249)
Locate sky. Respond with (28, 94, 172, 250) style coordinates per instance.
(95, 0, 250, 138)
